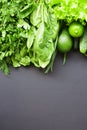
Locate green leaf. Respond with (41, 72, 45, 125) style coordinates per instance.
(20, 56, 30, 66)
(0, 60, 9, 75)
(30, 3, 43, 26)
(27, 27, 36, 49)
(32, 3, 59, 68)
(11, 57, 21, 67)
(19, 2, 35, 18)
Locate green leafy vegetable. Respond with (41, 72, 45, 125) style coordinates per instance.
(79, 27, 87, 55)
(0, 0, 60, 74)
(1, 0, 87, 75)
(30, 2, 59, 68)
(49, 0, 87, 25)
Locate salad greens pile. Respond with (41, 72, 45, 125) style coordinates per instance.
(0, 0, 87, 74)
(0, 0, 59, 74)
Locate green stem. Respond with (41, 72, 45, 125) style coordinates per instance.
(63, 53, 67, 65)
(45, 50, 57, 73)
(74, 38, 79, 50)
(45, 36, 58, 74)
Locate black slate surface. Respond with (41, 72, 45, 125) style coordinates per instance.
(0, 51, 87, 130)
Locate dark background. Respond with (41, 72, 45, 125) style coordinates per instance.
(0, 51, 87, 130)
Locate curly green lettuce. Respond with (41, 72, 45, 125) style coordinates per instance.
(48, 0, 87, 25)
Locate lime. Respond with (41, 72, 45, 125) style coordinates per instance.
(68, 22, 84, 37)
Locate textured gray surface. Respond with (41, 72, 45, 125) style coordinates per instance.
(0, 51, 87, 130)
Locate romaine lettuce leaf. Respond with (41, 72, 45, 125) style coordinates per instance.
(30, 2, 59, 68)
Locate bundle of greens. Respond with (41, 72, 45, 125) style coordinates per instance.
(0, 0, 59, 74)
(1, 0, 87, 74)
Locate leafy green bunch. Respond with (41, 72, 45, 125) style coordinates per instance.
(0, 0, 59, 74)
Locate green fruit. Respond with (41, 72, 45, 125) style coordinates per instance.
(68, 22, 84, 37)
(58, 29, 73, 53)
(79, 27, 87, 54)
